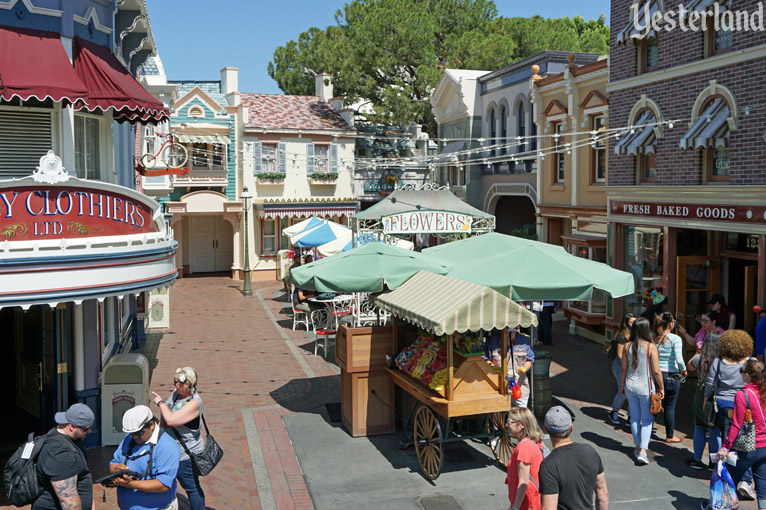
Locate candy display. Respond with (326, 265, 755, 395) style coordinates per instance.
(454, 334, 483, 355)
(394, 335, 448, 390)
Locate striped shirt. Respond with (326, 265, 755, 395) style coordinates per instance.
(657, 333, 686, 373)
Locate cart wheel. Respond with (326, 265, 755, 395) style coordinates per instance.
(487, 411, 514, 467)
(413, 406, 443, 480)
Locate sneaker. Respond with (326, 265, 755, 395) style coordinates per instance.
(738, 481, 756, 501)
(633, 448, 641, 459)
(607, 410, 621, 425)
(700, 501, 711, 510)
(637, 452, 649, 465)
(686, 459, 705, 470)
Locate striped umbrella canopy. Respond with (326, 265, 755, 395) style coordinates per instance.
(290, 220, 350, 248)
(283, 217, 324, 237)
(316, 231, 414, 257)
(372, 270, 537, 336)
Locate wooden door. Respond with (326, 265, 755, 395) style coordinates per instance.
(191, 216, 216, 273)
(547, 218, 563, 246)
(214, 216, 233, 272)
(744, 265, 758, 333)
(676, 256, 720, 359)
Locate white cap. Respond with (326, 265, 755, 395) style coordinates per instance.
(122, 405, 154, 434)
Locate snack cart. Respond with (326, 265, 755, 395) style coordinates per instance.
(372, 271, 538, 480)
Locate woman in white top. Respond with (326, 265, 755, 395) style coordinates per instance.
(621, 317, 664, 465)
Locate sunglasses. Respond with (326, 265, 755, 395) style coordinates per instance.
(130, 421, 152, 437)
(77, 425, 92, 432)
(700, 318, 711, 323)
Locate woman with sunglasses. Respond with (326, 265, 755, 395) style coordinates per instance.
(607, 313, 636, 424)
(653, 312, 687, 443)
(505, 407, 546, 510)
(152, 367, 206, 510)
(679, 310, 724, 351)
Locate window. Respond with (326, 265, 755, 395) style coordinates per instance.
(567, 245, 607, 314)
(553, 122, 565, 183)
(212, 144, 224, 167)
(499, 105, 507, 155)
(592, 115, 606, 183)
(449, 164, 465, 186)
(262, 219, 277, 255)
(624, 226, 664, 317)
(280, 217, 289, 249)
(314, 145, 329, 172)
(192, 143, 207, 167)
(143, 125, 156, 156)
(706, 15, 733, 56)
(262, 144, 277, 172)
(489, 108, 496, 157)
(190, 143, 226, 169)
(75, 114, 101, 180)
(0, 109, 52, 179)
(530, 109, 537, 152)
(639, 38, 659, 73)
(517, 103, 526, 152)
(706, 147, 730, 182)
(638, 152, 657, 183)
(188, 105, 205, 118)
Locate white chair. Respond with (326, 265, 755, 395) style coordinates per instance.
(290, 285, 310, 331)
(330, 295, 355, 329)
(310, 309, 335, 357)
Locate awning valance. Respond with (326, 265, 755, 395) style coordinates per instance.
(614, 110, 657, 156)
(683, 0, 729, 16)
(176, 133, 230, 145)
(435, 141, 466, 163)
(74, 37, 169, 125)
(616, 0, 660, 45)
(680, 98, 731, 150)
(372, 270, 537, 336)
(0, 25, 88, 104)
(256, 202, 358, 219)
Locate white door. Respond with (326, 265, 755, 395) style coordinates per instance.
(190, 216, 233, 273)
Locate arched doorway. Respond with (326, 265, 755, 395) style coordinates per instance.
(493, 195, 536, 237)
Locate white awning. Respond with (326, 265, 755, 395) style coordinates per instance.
(176, 133, 230, 145)
(614, 110, 657, 156)
(435, 141, 466, 164)
(617, 0, 660, 45)
(679, 99, 730, 150)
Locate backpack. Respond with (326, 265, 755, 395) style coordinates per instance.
(520, 438, 551, 491)
(4, 433, 48, 506)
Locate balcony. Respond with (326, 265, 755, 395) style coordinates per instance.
(172, 143, 228, 187)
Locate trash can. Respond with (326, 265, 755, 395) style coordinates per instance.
(101, 353, 149, 446)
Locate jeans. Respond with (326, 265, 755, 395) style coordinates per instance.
(539, 306, 554, 344)
(177, 459, 205, 510)
(626, 389, 653, 449)
(610, 358, 627, 412)
(729, 448, 766, 508)
(693, 425, 720, 462)
(717, 400, 754, 484)
(659, 374, 680, 438)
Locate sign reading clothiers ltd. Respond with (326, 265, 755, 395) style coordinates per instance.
(610, 200, 766, 224)
(382, 211, 472, 234)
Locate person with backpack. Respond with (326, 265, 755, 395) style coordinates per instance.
(31, 403, 95, 510)
(607, 313, 636, 425)
(109, 405, 180, 510)
(505, 407, 547, 510)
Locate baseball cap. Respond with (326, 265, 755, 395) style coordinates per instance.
(708, 293, 725, 305)
(54, 403, 95, 428)
(544, 405, 572, 434)
(122, 405, 154, 434)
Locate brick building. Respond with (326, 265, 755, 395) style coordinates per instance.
(606, 0, 766, 347)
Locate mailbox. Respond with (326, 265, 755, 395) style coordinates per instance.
(101, 353, 149, 446)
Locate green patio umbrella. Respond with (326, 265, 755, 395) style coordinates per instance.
(423, 233, 634, 300)
(290, 242, 454, 293)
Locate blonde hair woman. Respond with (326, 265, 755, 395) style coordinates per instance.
(505, 407, 546, 510)
(152, 367, 206, 510)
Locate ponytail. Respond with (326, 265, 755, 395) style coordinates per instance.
(741, 358, 766, 408)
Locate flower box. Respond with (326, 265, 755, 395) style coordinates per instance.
(308, 172, 338, 185)
(256, 172, 286, 185)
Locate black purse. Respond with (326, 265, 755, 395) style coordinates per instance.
(170, 413, 224, 476)
(702, 358, 720, 428)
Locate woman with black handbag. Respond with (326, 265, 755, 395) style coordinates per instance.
(718, 358, 766, 510)
(152, 367, 206, 510)
(687, 331, 721, 470)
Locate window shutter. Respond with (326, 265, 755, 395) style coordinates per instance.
(278, 142, 286, 173)
(330, 144, 338, 172)
(0, 110, 52, 178)
(253, 142, 262, 173)
(306, 143, 315, 174)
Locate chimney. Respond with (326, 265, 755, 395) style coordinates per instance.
(221, 67, 239, 105)
(315, 73, 333, 102)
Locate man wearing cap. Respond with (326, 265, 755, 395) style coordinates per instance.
(109, 405, 180, 510)
(538, 406, 609, 510)
(33, 403, 95, 510)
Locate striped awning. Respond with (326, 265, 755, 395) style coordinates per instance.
(617, 0, 660, 45)
(614, 110, 657, 156)
(372, 270, 537, 336)
(435, 141, 465, 164)
(683, 0, 728, 16)
(176, 133, 230, 145)
(256, 202, 358, 219)
(679, 98, 730, 150)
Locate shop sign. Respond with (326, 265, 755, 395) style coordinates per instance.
(364, 172, 400, 197)
(611, 200, 766, 225)
(0, 186, 154, 240)
(382, 211, 472, 234)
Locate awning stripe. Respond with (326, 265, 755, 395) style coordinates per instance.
(257, 206, 358, 219)
(176, 134, 230, 145)
(617, 0, 660, 45)
(679, 99, 730, 150)
(614, 110, 657, 156)
(435, 141, 466, 163)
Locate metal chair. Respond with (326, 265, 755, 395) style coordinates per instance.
(290, 284, 311, 331)
(310, 309, 336, 357)
(330, 295, 355, 329)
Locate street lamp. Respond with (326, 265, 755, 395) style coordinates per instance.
(240, 186, 253, 297)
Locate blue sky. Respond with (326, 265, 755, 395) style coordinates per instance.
(149, 0, 610, 95)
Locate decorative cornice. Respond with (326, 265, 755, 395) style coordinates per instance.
(0, 0, 62, 17)
(73, 6, 112, 35)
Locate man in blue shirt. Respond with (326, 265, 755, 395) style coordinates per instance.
(756, 309, 766, 363)
(110, 405, 180, 510)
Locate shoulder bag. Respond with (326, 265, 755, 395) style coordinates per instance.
(729, 389, 758, 452)
(647, 345, 663, 415)
(702, 358, 721, 428)
(170, 413, 224, 476)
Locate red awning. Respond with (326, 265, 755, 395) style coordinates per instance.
(74, 37, 168, 125)
(0, 25, 88, 104)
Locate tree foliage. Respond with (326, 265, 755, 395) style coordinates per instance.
(267, 1, 609, 129)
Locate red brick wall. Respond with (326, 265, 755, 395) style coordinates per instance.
(608, 0, 766, 186)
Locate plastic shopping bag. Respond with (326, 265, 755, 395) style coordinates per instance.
(710, 461, 739, 509)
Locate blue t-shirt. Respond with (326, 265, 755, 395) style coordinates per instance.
(512, 333, 535, 363)
(756, 316, 766, 358)
(111, 427, 179, 510)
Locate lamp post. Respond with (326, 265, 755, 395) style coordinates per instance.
(240, 186, 253, 297)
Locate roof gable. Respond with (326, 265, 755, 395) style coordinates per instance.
(241, 93, 353, 131)
(543, 99, 568, 117)
(579, 90, 608, 110)
(172, 86, 223, 114)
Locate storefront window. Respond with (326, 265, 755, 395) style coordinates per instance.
(712, 148, 730, 178)
(262, 219, 277, 255)
(624, 226, 664, 317)
(280, 217, 290, 250)
(567, 245, 607, 314)
(726, 233, 758, 254)
(643, 152, 657, 181)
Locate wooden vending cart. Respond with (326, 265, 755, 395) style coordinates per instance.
(372, 271, 538, 480)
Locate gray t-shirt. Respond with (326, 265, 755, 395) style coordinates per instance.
(625, 343, 653, 396)
(166, 392, 204, 461)
(705, 357, 745, 402)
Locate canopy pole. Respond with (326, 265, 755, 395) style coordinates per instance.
(392, 316, 399, 351)
(447, 334, 454, 401)
(501, 328, 509, 396)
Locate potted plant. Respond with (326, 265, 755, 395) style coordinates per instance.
(532, 347, 552, 378)
(308, 171, 338, 184)
(256, 172, 286, 184)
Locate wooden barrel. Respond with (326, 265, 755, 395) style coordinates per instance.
(532, 376, 552, 419)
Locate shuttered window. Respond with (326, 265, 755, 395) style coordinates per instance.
(306, 143, 315, 174)
(0, 109, 52, 178)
